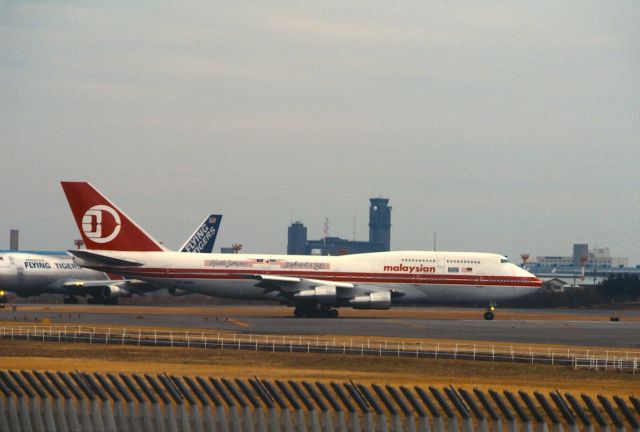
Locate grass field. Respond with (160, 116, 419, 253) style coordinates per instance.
(1, 338, 637, 398)
(2, 304, 637, 398)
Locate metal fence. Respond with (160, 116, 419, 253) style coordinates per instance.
(1, 370, 639, 431)
(2, 324, 639, 373)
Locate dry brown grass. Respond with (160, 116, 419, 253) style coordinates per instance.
(2, 304, 637, 398)
(1, 338, 637, 398)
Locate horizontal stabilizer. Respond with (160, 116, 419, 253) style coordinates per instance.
(68, 250, 143, 267)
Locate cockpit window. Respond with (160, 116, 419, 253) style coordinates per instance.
(500, 257, 509, 263)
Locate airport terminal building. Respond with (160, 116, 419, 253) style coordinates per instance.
(526, 243, 636, 291)
(528, 243, 630, 272)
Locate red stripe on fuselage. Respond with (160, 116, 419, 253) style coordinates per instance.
(87, 267, 542, 288)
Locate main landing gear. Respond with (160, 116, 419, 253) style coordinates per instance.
(293, 306, 339, 318)
(483, 303, 496, 321)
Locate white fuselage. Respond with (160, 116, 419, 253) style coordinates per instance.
(0, 253, 105, 296)
(76, 250, 541, 304)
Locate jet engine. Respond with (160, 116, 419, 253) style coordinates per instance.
(293, 285, 337, 305)
(349, 291, 391, 310)
(168, 287, 193, 297)
(100, 285, 132, 300)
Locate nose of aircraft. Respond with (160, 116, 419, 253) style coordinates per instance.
(0, 264, 16, 292)
(512, 263, 542, 291)
(522, 266, 542, 290)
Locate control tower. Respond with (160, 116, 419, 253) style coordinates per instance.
(369, 198, 391, 251)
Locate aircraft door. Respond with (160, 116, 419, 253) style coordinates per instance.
(436, 253, 446, 272)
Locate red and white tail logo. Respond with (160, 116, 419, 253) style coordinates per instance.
(61, 182, 165, 252)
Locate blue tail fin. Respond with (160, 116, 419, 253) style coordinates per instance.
(179, 214, 222, 253)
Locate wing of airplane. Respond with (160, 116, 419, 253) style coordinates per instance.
(61, 278, 157, 301)
(68, 250, 143, 267)
(237, 273, 354, 291)
(232, 273, 399, 316)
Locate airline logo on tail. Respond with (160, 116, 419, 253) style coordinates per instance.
(179, 214, 222, 253)
(61, 181, 165, 252)
(82, 205, 121, 243)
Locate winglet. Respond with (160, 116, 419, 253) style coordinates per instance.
(61, 182, 166, 252)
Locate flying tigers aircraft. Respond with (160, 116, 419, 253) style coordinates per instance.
(61, 182, 541, 319)
(0, 213, 221, 304)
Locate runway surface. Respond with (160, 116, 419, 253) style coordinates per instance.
(2, 304, 639, 348)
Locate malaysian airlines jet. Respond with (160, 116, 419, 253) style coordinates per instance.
(0, 214, 221, 304)
(61, 182, 541, 319)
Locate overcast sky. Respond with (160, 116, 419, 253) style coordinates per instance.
(1, 1, 639, 264)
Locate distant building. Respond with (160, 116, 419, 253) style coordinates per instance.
(369, 198, 391, 252)
(533, 243, 629, 270)
(287, 222, 308, 255)
(9, 229, 18, 251)
(287, 198, 391, 255)
(573, 243, 588, 267)
(527, 243, 635, 288)
(541, 277, 570, 293)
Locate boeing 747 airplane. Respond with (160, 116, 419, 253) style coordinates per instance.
(0, 214, 222, 304)
(61, 182, 541, 319)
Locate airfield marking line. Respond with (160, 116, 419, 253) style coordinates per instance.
(226, 318, 250, 328)
(386, 319, 428, 330)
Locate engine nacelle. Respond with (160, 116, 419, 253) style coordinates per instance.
(294, 285, 337, 305)
(168, 287, 193, 297)
(349, 291, 391, 310)
(100, 285, 132, 300)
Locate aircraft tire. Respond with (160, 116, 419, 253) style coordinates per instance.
(327, 309, 338, 318)
(483, 311, 494, 321)
(293, 308, 306, 318)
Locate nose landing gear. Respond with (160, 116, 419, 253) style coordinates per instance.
(484, 303, 496, 320)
